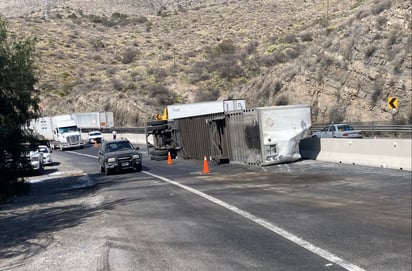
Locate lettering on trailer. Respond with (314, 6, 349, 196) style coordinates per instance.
(387, 97, 398, 109)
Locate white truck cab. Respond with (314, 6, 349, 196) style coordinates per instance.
(51, 115, 84, 150)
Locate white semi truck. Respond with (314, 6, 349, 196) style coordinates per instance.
(29, 114, 85, 150)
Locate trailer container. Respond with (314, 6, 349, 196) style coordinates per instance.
(145, 100, 245, 161)
(226, 105, 311, 166)
(172, 104, 311, 165)
(72, 112, 114, 129)
(167, 100, 246, 120)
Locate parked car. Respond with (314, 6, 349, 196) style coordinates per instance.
(98, 139, 142, 175)
(0, 143, 44, 176)
(38, 145, 53, 165)
(312, 124, 363, 138)
(88, 131, 104, 144)
(20, 143, 44, 174)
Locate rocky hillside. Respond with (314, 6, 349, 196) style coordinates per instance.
(1, 0, 411, 126)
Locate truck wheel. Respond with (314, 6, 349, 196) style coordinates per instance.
(100, 165, 104, 173)
(146, 120, 167, 126)
(150, 150, 169, 156)
(146, 124, 168, 132)
(151, 155, 168, 161)
(135, 164, 142, 172)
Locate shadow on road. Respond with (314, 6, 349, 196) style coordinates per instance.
(0, 173, 135, 267)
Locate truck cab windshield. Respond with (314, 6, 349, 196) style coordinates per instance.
(58, 126, 78, 133)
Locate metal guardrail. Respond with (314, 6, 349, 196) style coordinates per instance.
(311, 124, 412, 133)
(81, 127, 145, 134)
(81, 125, 412, 135)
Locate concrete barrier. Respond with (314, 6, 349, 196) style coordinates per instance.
(84, 131, 411, 171)
(300, 137, 412, 171)
(81, 132, 146, 145)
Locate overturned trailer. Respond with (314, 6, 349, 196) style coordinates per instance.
(226, 105, 311, 166)
(145, 100, 245, 160)
(145, 102, 311, 166)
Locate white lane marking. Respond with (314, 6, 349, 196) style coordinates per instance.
(66, 150, 147, 157)
(143, 170, 366, 271)
(66, 151, 98, 159)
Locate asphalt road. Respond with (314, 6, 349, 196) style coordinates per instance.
(0, 143, 410, 271)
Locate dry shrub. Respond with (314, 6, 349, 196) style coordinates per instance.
(341, 38, 355, 60)
(112, 78, 125, 91)
(209, 55, 244, 79)
(371, 0, 391, 15)
(275, 95, 289, 106)
(300, 31, 313, 42)
(356, 8, 371, 19)
(283, 34, 298, 44)
(371, 83, 383, 105)
(328, 106, 345, 123)
(206, 39, 237, 58)
(364, 45, 377, 59)
(189, 61, 210, 83)
(386, 29, 399, 47)
(147, 67, 169, 81)
(194, 87, 220, 102)
(147, 84, 176, 106)
(122, 48, 138, 64)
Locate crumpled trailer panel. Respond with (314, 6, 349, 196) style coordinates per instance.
(225, 105, 311, 166)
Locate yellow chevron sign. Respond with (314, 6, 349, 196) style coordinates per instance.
(387, 97, 398, 109)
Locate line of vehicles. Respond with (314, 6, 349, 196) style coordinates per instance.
(1, 143, 53, 176)
(27, 111, 143, 176)
(28, 112, 113, 150)
(0, 112, 113, 176)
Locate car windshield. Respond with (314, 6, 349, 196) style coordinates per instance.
(38, 147, 49, 153)
(337, 125, 354, 131)
(105, 141, 133, 152)
(89, 132, 101, 136)
(58, 126, 78, 133)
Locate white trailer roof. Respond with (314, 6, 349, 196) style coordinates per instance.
(167, 100, 246, 120)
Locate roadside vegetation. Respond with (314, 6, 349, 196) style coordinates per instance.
(0, 17, 40, 202)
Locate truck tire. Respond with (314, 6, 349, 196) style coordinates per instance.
(135, 163, 142, 172)
(146, 124, 168, 132)
(150, 150, 169, 156)
(151, 154, 168, 161)
(146, 120, 167, 126)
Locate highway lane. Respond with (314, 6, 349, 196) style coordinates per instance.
(56, 143, 411, 271)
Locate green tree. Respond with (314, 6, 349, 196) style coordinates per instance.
(0, 17, 40, 200)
